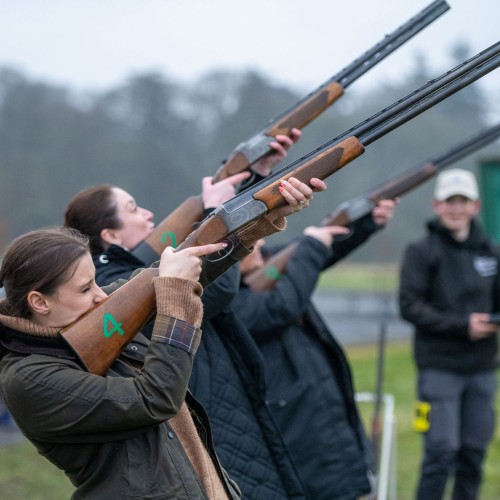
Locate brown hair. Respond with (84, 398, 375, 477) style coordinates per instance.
(64, 185, 121, 254)
(0, 226, 90, 318)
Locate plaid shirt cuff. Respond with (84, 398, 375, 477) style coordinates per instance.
(151, 315, 202, 356)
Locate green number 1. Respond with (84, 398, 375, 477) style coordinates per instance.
(161, 231, 177, 248)
(103, 313, 125, 338)
(264, 265, 283, 281)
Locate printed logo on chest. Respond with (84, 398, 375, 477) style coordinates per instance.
(473, 256, 497, 277)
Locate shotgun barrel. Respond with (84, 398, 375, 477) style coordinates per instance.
(214, 0, 450, 181)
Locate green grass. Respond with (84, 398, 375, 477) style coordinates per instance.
(347, 340, 500, 500)
(318, 262, 399, 291)
(0, 440, 73, 499)
(1, 340, 498, 499)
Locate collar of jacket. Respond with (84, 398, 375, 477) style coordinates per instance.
(427, 218, 489, 250)
(0, 323, 78, 361)
(0, 299, 149, 368)
(93, 244, 145, 269)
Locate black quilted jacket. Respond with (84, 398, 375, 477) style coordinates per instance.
(231, 216, 380, 500)
(189, 264, 306, 499)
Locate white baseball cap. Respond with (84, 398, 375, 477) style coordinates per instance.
(434, 168, 479, 201)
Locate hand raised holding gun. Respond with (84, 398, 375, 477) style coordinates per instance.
(138, 131, 301, 257)
(304, 198, 396, 246)
(370, 199, 398, 226)
(302, 225, 352, 248)
(244, 199, 396, 291)
(250, 129, 303, 178)
(201, 171, 253, 210)
(158, 242, 228, 281)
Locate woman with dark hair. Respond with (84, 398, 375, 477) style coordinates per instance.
(65, 183, 163, 285)
(0, 226, 240, 499)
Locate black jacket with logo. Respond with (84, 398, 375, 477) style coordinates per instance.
(399, 218, 500, 373)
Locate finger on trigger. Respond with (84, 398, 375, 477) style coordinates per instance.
(331, 226, 350, 235)
(228, 171, 251, 184)
(190, 241, 228, 257)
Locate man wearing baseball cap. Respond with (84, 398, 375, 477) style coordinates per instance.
(399, 168, 500, 500)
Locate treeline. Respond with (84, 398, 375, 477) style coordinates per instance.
(0, 43, 497, 262)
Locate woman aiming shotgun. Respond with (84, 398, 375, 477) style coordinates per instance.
(0, 226, 239, 499)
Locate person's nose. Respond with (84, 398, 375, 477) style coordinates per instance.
(94, 287, 107, 304)
(140, 207, 154, 221)
(448, 201, 464, 212)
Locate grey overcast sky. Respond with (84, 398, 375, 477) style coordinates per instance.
(0, 0, 498, 117)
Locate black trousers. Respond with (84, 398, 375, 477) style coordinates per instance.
(415, 369, 496, 500)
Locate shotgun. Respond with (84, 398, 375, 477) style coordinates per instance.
(213, 0, 450, 182)
(244, 122, 500, 290)
(61, 42, 500, 375)
(133, 0, 450, 256)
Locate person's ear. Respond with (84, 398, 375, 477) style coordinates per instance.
(471, 200, 481, 215)
(27, 291, 50, 315)
(100, 228, 121, 246)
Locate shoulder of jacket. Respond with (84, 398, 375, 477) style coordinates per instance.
(407, 233, 442, 267)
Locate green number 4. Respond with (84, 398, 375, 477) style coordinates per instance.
(103, 313, 125, 338)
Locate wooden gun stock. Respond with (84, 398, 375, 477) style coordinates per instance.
(178, 137, 365, 249)
(139, 195, 205, 255)
(215, 84, 345, 181)
(266, 83, 344, 137)
(253, 137, 365, 209)
(61, 268, 158, 375)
